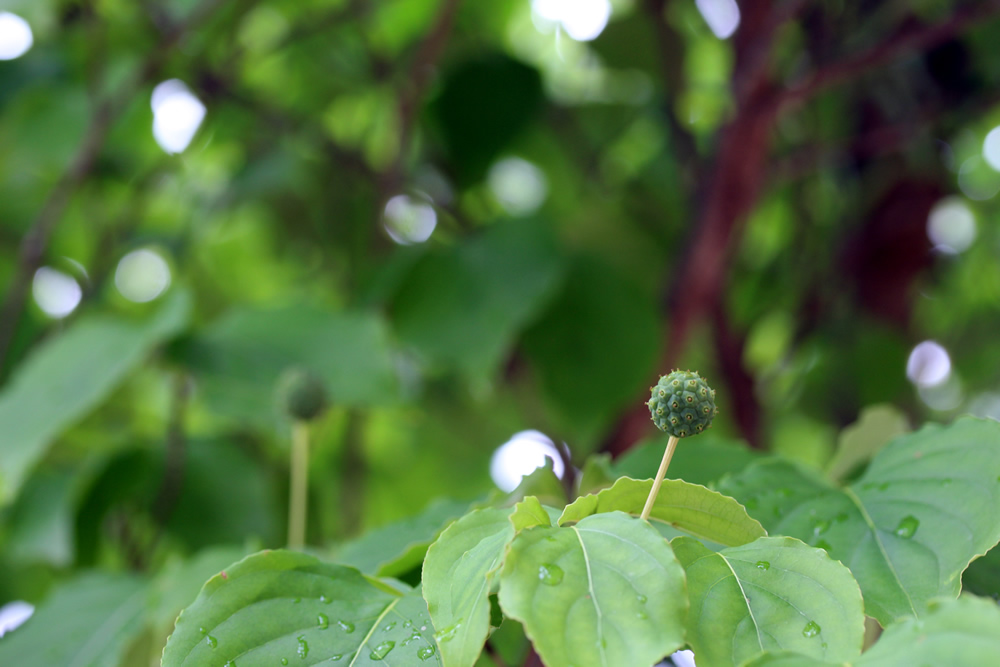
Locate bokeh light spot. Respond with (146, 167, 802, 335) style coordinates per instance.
(926, 196, 976, 253)
(983, 126, 1000, 172)
(32, 267, 82, 319)
(531, 0, 611, 42)
(151, 80, 206, 154)
(906, 341, 951, 388)
(383, 195, 437, 245)
(696, 0, 741, 39)
(115, 249, 171, 303)
(0, 12, 33, 60)
(0, 601, 34, 638)
(488, 157, 548, 216)
(490, 430, 565, 492)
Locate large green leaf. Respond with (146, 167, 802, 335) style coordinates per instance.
(162, 550, 441, 666)
(673, 536, 864, 667)
(0, 572, 147, 667)
(179, 306, 397, 424)
(743, 594, 1000, 667)
(497, 511, 686, 667)
(335, 498, 470, 576)
(421, 507, 514, 667)
(391, 219, 564, 380)
(717, 417, 1000, 626)
(0, 291, 190, 504)
(559, 477, 766, 547)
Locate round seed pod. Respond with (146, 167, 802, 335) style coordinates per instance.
(646, 369, 716, 438)
(276, 367, 328, 422)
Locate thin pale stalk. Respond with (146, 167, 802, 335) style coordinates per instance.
(640, 435, 679, 520)
(288, 421, 310, 549)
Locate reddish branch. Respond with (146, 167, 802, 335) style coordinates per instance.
(604, 1, 1000, 455)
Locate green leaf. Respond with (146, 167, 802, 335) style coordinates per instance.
(162, 549, 441, 666)
(743, 595, 1000, 667)
(0, 291, 190, 504)
(497, 512, 686, 667)
(509, 495, 554, 532)
(335, 498, 470, 577)
(826, 405, 909, 483)
(179, 306, 397, 424)
(422, 507, 514, 667)
(717, 417, 1000, 626)
(559, 477, 766, 547)
(673, 536, 865, 667)
(0, 572, 147, 667)
(521, 256, 661, 440)
(614, 434, 761, 486)
(576, 453, 616, 497)
(391, 219, 564, 380)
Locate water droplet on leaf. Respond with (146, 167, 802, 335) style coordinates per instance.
(317, 613, 329, 629)
(337, 620, 355, 633)
(812, 518, 830, 535)
(369, 641, 395, 660)
(636, 594, 647, 604)
(417, 645, 436, 660)
(205, 635, 217, 648)
(281, 659, 288, 666)
(756, 561, 770, 570)
(895, 515, 919, 538)
(538, 563, 564, 585)
(383, 621, 397, 632)
(296, 635, 309, 659)
(803, 621, 821, 638)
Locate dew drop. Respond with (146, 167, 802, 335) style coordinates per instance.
(434, 621, 462, 643)
(224, 661, 236, 667)
(895, 515, 920, 539)
(417, 645, 437, 660)
(383, 621, 397, 632)
(538, 563, 564, 586)
(296, 635, 309, 659)
(636, 611, 648, 619)
(812, 518, 830, 535)
(756, 561, 770, 571)
(281, 660, 288, 666)
(402, 632, 422, 646)
(369, 640, 395, 660)
(403, 620, 412, 628)
(318, 613, 329, 629)
(802, 621, 821, 638)
(320, 594, 331, 604)
(331, 656, 343, 662)
(198, 627, 207, 635)
(205, 635, 217, 649)
(337, 620, 355, 634)
(636, 594, 647, 604)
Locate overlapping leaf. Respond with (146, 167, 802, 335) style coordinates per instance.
(673, 536, 864, 667)
(162, 550, 441, 666)
(559, 477, 765, 547)
(498, 511, 686, 667)
(717, 417, 1000, 626)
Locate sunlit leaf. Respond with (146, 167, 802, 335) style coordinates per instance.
(498, 512, 686, 667)
(673, 536, 864, 667)
(718, 417, 1000, 625)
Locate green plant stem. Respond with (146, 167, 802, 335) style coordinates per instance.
(640, 435, 678, 520)
(288, 421, 310, 549)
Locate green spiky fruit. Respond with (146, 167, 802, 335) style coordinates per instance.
(276, 367, 328, 422)
(647, 370, 717, 437)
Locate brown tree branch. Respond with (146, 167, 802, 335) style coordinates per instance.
(781, 1, 1000, 108)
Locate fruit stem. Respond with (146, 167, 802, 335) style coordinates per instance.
(640, 435, 678, 520)
(288, 421, 310, 549)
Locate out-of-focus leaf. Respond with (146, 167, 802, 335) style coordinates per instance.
(3, 467, 78, 566)
(161, 550, 441, 666)
(422, 507, 514, 667)
(149, 545, 252, 629)
(498, 512, 686, 667)
(0, 291, 190, 505)
(826, 404, 909, 483)
(575, 453, 615, 497)
(430, 54, 543, 185)
(522, 256, 661, 441)
(335, 498, 470, 576)
(391, 219, 564, 380)
(962, 543, 1000, 599)
(504, 458, 566, 507)
(560, 477, 766, 547)
(614, 434, 760, 486)
(674, 536, 864, 667)
(718, 417, 1000, 626)
(0, 572, 147, 667)
(179, 306, 397, 424)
